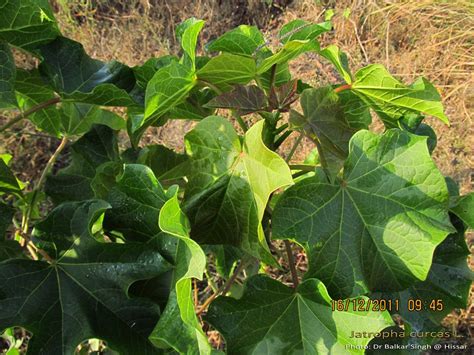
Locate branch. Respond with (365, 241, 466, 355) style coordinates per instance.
(0, 97, 61, 133)
(284, 240, 299, 288)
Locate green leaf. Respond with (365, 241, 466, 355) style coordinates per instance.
(206, 275, 393, 354)
(451, 193, 474, 229)
(319, 45, 352, 83)
(0, 0, 60, 50)
(59, 102, 125, 137)
(290, 86, 369, 180)
(206, 25, 265, 56)
(0, 203, 14, 238)
(352, 65, 448, 126)
(166, 87, 216, 121)
(137, 145, 188, 181)
(0, 237, 171, 354)
(33, 199, 111, 252)
(0, 240, 23, 261)
(273, 129, 454, 298)
(144, 61, 196, 123)
(374, 213, 472, 332)
(0, 42, 16, 108)
(39, 37, 137, 106)
(45, 125, 119, 203)
(257, 40, 319, 75)
(205, 85, 268, 115)
(197, 53, 256, 92)
(149, 194, 212, 354)
(133, 55, 179, 89)
(184, 117, 293, 262)
(0, 156, 22, 196)
(279, 20, 332, 43)
(14, 69, 61, 136)
(176, 18, 205, 70)
(104, 164, 169, 241)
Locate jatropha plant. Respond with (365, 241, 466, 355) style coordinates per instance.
(0, 1, 472, 354)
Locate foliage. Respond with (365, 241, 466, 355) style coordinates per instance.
(0, 2, 472, 354)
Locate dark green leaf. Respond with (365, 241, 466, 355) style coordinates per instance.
(0, 203, 14, 238)
(0, 42, 16, 108)
(137, 145, 188, 181)
(205, 85, 268, 115)
(0, 240, 23, 261)
(206, 25, 265, 56)
(184, 117, 292, 263)
(0, 238, 171, 354)
(352, 65, 448, 126)
(268, 80, 298, 111)
(45, 125, 119, 203)
(0, 155, 22, 196)
(39, 37, 137, 106)
(59, 102, 125, 137)
(14, 69, 61, 136)
(104, 164, 168, 241)
(33, 199, 111, 252)
(207, 275, 393, 354)
(279, 20, 332, 43)
(167, 87, 216, 120)
(451, 193, 474, 229)
(273, 129, 454, 298)
(0, 0, 60, 50)
(197, 53, 256, 92)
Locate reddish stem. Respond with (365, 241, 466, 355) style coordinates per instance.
(334, 84, 352, 93)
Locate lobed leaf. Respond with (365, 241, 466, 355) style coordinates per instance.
(205, 85, 268, 115)
(176, 18, 205, 70)
(0, 42, 16, 108)
(273, 129, 454, 298)
(279, 19, 332, 43)
(319, 45, 352, 83)
(207, 275, 393, 354)
(206, 25, 265, 56)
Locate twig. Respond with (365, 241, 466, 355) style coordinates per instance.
(0, 97, 61, 133)
(197, 261, 246, 315)
(284, 240, 299, 288)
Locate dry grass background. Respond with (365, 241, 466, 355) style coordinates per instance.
(2, 0, 473, 351)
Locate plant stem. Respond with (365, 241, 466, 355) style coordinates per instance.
(289, 164, 315, 172)
(197, 261, 246, 315)
(274, 130, 292, 149)
(0, 97, 61, 133)
(285, 132, 303, 163)
(284, 240, 299, 288)
(233, 111, 248, 132)
(22, 137, 68, 236)
(334, 84, 352, 93)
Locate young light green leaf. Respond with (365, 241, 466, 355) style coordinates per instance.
(352, 64, 448, 126)
(14, 69, 61, 136)
(319, 45, 353, 83)
(0, 0, 60, 50)
(197, 53, 256, 92)
(279, 19, 332, 43)
(133, 55, 178, 89)
(273, 129, 454, 298)
(176, 18, 205, 70)
(0, 42, 16, 108)
(45, 125, 119, 203)
(205, 85, 268, 115)
(144, 61, 196, 122)
(149, 194, 212, 354)
(206, 275, 393, 354)
(206, 25, 265, 56)
(257, 40, 319, 74)
(184, 117, 293, 263)
(0, 237, 171, 354)
(39, 37, 137, 106)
